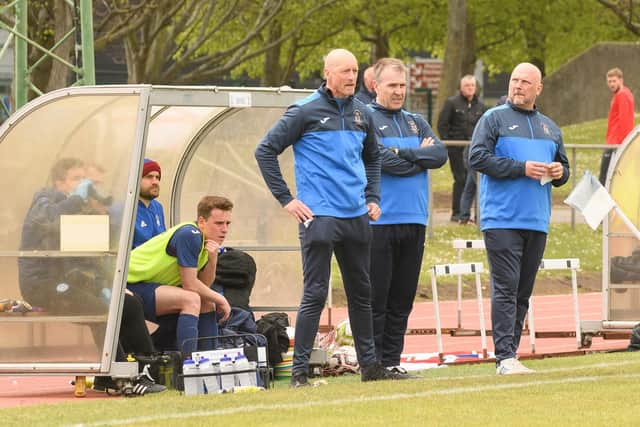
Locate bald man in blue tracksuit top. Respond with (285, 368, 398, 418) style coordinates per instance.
(367, 58, 447, 370)
(469, 63, 570, 375)
(256, 49, 405, 385)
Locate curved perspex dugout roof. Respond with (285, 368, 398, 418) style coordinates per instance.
(0, 85, 311, 374)
(603, 125, 640, 323)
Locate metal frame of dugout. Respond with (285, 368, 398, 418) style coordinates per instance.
(580, 125, 640, 347)
(0, 85, 318, 383)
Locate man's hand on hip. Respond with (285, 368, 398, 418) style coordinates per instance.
(284, 199, 314, 223)
(367, 202, 381, 221)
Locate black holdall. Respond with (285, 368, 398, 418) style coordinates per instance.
(610, 249, 640, 283)
(256, 313, 290, 365)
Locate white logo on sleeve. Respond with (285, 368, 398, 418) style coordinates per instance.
(508, 125, 519, 130)
(320, 117, 330, 124)
(191, 229, 200, 234)
(156, 215, 161, 227)
(379, 125, 388, 131)
(140, 220, 147, 228)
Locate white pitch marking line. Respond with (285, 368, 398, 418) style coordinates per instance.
(70, 371, 640, 427)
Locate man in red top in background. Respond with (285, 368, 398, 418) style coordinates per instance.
(599, 67, 635, 185)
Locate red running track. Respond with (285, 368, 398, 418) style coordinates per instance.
(321, 292, 627, 357)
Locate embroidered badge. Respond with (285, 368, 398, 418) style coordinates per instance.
(353, 109, 362, 126)
(407, 117, 418, 135)
(541, 122, 551, 136)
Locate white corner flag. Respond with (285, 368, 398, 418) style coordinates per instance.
(564, 171, 615, 230)
(564, 171, 640, 241)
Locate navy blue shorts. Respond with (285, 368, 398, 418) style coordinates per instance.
(126, 282, 161, 322)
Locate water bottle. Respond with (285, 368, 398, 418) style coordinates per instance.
(182, 359, 204, 396)
(199, 358, 220, 394)
(219, 354, 235, 392)
(234, 352, 257, 387)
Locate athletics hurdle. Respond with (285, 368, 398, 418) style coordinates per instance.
(529, 258, 582, 351)
(451, 240, 582, 352)
(452, 239, 486, 329)
(431, 262, 488, 363)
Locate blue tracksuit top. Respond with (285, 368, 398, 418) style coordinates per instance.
(469, 101, 570, 233)
(367, 102, 447, 225)
(132, 199, 166, 249)
(255, 83, 381, 218)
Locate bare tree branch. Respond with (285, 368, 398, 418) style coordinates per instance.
(164, 0, 336, 83)
(474, 29, 521, 52)
(597, 0, 640, 35)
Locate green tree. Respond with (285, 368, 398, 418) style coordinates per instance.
(349, 0, 446, 64)
(597, 0, 640, 35)
(0, 0, 76, 99)
(434, 0, 469, 127)
(109, 0, 345, 84)
(471, 0, 637, 77)
(228, 0, 345, 86)
(231, 0, 448, 87)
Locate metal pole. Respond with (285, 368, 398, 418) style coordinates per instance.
(571, 267, 581, 349)
(430, 269, 444, 363)
(571, 147, 576, 229)
(456, 248, 462, 328)
(475, 271, 488, 359)
(613, 205, 640, 242)
(14, 0, 28, 109)
(527, 298, 536, 354)
(79, 0, 95, 85)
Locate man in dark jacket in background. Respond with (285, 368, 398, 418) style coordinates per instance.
(437, 75, 486, 221)
(355, 66, 376, 105)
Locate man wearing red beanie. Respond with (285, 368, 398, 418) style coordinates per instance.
(133, 158, 166, 248)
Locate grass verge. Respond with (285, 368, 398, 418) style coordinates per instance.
(3, 352, 640, 427)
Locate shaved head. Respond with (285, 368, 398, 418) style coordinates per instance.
(324, 49, 357, 70)
(508, 62, 543, 110)
(363, 66, 375, 91)
(512, 63, 542, 85)
(323, 49, 359, 98)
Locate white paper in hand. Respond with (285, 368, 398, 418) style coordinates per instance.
(540, 175, 553, 185)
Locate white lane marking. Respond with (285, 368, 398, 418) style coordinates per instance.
(70, 368, 640, 427)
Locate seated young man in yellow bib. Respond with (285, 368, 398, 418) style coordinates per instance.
(127, 195, 232, 353)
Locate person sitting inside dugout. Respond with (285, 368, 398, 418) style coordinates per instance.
(18, 157, 111, 315)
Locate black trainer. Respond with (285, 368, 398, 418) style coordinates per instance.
(290, 373, 311, 388)
(361, 362, 411, 382)
(386, 365, 418, 379)
(130, 365, 167, 396)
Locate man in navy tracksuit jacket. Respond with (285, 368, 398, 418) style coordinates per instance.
(469, 63, 570, 375)
(367, 58, 447, 370)
(255, 49, 404, 385)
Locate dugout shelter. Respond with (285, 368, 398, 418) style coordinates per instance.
(581, 124, 640, 345)
(0, 85, 311, 376)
